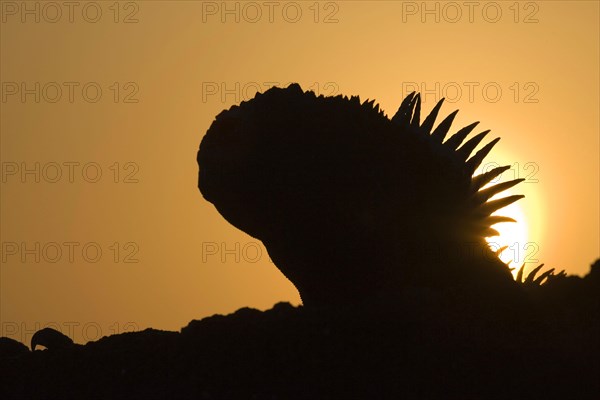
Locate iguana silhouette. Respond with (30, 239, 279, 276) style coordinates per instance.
(197, 84, 532, 306)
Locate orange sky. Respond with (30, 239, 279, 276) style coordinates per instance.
(1, 1, 598, 345)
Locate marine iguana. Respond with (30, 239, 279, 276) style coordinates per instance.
(197, 84, 549, 306)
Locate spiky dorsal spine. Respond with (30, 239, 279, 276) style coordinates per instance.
(514, 263, 567, 286)
(392, 92, 524, 238)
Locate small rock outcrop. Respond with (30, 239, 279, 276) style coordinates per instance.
(31, 327, 74, 351)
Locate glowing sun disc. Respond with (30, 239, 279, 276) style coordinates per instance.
(485, 191, 529, 277)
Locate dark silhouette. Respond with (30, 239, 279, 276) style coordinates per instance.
(197, 84, 546, 306)
(0, 337, 29, 358)
(30, 327, 74, 351)
(1, 85, 597, 399)
(1, 263, 598, 399)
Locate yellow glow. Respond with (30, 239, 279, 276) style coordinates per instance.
(485, 192, 531, 278)
(474, 130, 545, 280)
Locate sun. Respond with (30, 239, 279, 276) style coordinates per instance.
(485, 189, 529, 278)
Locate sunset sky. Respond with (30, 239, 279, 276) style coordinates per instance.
(1, 1, 598, 345)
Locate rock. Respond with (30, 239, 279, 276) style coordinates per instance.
(0, 337, 29, 358)
(31, 327, 74, 351)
